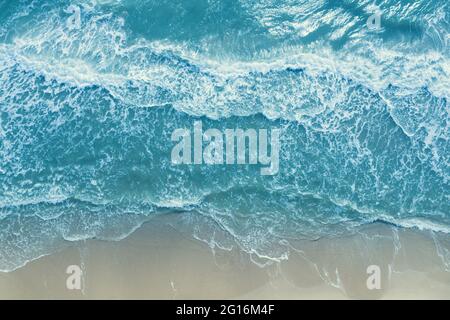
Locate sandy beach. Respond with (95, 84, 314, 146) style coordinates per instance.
(1, 213, 449, 300)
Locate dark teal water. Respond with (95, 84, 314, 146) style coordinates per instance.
(0, 0, 449, 271)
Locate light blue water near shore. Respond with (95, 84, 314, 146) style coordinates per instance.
(0, 0, 449, 271)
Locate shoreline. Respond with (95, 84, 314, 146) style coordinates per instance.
(0, 214, 449, 299)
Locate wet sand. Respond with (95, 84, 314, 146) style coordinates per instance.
(0, 214, 449, 299)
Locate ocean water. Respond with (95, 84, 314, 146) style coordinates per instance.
(0, 0, 449, 272)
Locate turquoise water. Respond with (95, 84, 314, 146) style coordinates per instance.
(0, 0, 449, 271)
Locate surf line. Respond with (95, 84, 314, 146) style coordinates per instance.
(171, 121, 281, 175)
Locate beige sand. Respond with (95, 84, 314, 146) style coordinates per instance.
(0, 214, 449, 299)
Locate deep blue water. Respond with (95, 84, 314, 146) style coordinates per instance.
(0, 0, 449, 271)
